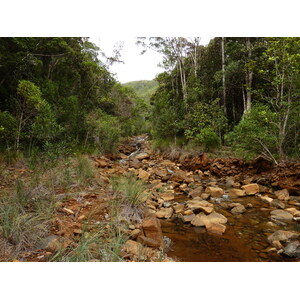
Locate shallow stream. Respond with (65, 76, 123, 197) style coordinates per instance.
(161, 193, 298, 262)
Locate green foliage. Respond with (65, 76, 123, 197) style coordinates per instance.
(75, 155, 95, 185)
(225, 104, 279, 160)
(195, 128, 220, 151)
(123, 80, 158, 102)
(86, 109, 121, 153)
(0, 111, 16, 147)
(110, 173, 147, 222)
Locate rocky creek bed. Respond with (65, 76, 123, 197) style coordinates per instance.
(2, 134, 299, 262)
(114, 135, 300, 262)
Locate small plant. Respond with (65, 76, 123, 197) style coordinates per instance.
(75, 155, 95, 185)
(50, 222, 126, 262)
(110, 173, 148, 222)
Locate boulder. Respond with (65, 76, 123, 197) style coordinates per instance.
(182, 214, 196, 223)
(231, 204, 246, 215)
(121, 240, 143, 256)
(130, 229, 141, 240)
(241, 183, 259, 195)
(191, 213, 206, 226)
(138, 169, 150, 180)
(142, 215, 163, 246)
(137, 236, 161, 248)
(156, 207, 173, 219)
(228, 189, 246, 198)
(160, 192, 175, 202)
(170, 169, 190, 183)
(187, 199, 214, 214)
(135, 152, 150, 160)
(205, 187, 224, 198)
(130, 159, 142, 169)
(267, 230, 298, 243)
(270, 199, 285, 209)
(282, 241, 300, 258)
(206, 223, 226, 235)
(270, 210, 293, 221)
(275, 189, 290, 201)
(201, 193, 210, 200)
(285, 208, 300, 217)
(259, 195, 274, 204)
(188, 186, 204, 198)
(173, 203, 185, 214)
(201, 212, 228, 226)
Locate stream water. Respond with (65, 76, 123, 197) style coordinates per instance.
(161, 192, 298, 262)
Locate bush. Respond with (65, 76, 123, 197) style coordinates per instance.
(225, 104, 278, 160)
(195, 127, 220, 152)
(86, 109, 121, 153)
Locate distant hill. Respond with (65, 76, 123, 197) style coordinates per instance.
(123, 80, 158, 102)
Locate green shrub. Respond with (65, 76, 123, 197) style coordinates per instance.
(225, 104, 278, 160)
(86, 109, 121, 153)
(195, 128, 220, 152)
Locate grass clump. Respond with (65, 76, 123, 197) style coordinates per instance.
(110, 173, 148, 222)
(75, 155, 95, 186)
(50, 222, 126, 262)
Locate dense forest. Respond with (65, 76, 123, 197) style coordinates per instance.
(137, 37, 300, 161)
(1, 37, 299, 162)
(0, 37, 147, 157)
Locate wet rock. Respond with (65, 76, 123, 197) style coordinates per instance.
(267, 230, 298, 243)
(135, 152, 150, 160)
(231, 204, 246, 215)
(285, 208, 300, 217)
(282, 241, 300, 258)
(270, 199, 285, 209)
(275, 189, 290, 201)
(182, 214, 196, 223)
(270, 209, 293, 221)
(271, 240, 283, 249)
(142, 215, 164, 247)
(259, 195, 274, 204)
(201, 212, 228, 226)
(205, 186, 224, 198)
(188, 186, 204, 198)
(228, 188, 246, 198)
(242, 183, 259, 195)
(187, 199, 214, 214)
(225, 177, 235, 188)
(137, 236, 162, 248)
(206, 223, 226, 235)
(191, 213, 206, 226)
(156, 207, 173, 219)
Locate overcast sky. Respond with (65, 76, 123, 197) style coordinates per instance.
(89, 37, 212, 83)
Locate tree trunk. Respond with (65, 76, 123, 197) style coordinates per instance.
(244, 37, 253, 114)
(221, 37, 227, 116)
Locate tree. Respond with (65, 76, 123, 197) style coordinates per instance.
(255, 37, 300, 158)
